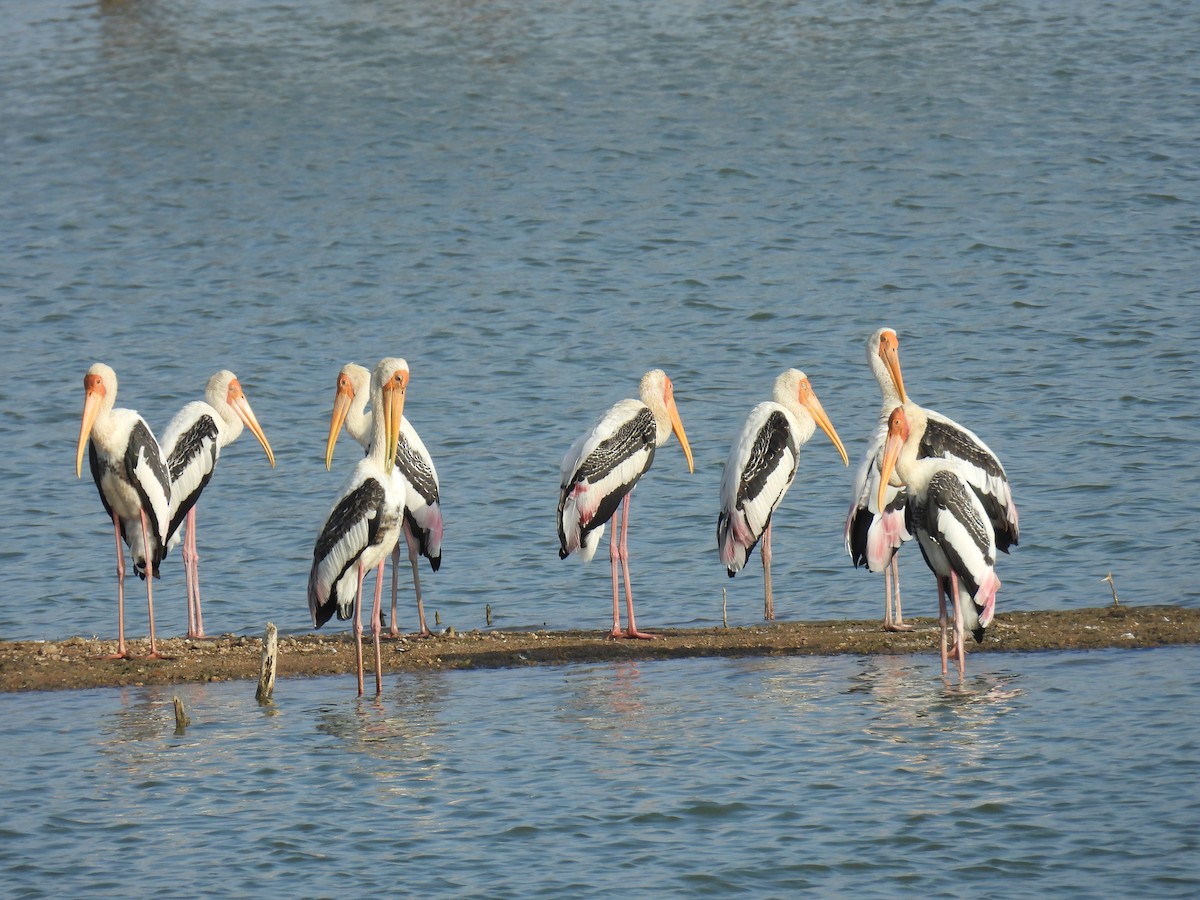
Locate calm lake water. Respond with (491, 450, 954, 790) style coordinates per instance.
(1, 649, 1198, 897)
(1, 0, 1198, 893)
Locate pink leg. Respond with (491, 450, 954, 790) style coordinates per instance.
(761, 520, 774, 621)
(937, 577, 949, 676)
(108, 511, 130, 660)
(618, 493, 655, 640)
(183, 508, 206, 639)
(406, 528, 432, 638)
(607, 511, 623, 638)
(951, 573, 966, 678)
(352, 566, 366, 697)
(371, 562, 385, 696)
(386, 542, 401, 638)
(885, 556, 912, 632)
(139, 508, 161, 658)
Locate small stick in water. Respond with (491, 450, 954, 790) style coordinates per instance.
(256, 622, 278, 703)
(173, 696, 190, 733)
(1103, 572, 1120, 606)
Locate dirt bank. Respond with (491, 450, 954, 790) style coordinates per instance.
(2, 604, 1195, 694)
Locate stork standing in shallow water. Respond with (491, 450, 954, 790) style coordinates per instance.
(308, 358, 407, 696)
(160, 370, 275, 639)
(718, 369, 849, 621)
(878, 405, 1001, 677)
(76, 363, 172, 659)
(325, 362, 443, 638)
(557, 369, 694, 640)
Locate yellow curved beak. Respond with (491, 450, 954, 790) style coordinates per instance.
(879, 331, 908, 404)
(381, 370, 407, 473)
(76, 375, 103, 478)
(877, 411, 906, 513)
(324, 378, 355, 471)
(799, 379, 849, 467)
(229, 379, 275, 469)
(667, 396, 694, 474)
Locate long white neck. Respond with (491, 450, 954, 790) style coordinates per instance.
(638, 373, 672, 447)
(363, 374, 389, 464)
(346, 385, 372, 450)
(894, 403, 940, 494)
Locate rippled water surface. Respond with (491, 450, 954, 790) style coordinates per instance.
(1, 0, 1198, 892)
(2, 649, 1198, 897)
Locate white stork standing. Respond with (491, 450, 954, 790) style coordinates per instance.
(718, 369, 849, 621)
(845, 327, 1019, 631)
(325, 362, 443, 638)
(75, 363, 172, 659)
(308, 358, 407, 696)
(160, 370, 276, 639)
(557, 369, 694, 640)
(878, 405, 1000, 677)
(845, 328, 914, 631)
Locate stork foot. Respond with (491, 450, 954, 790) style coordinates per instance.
(885, 621, 914, 633)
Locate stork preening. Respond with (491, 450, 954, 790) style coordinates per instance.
(718, 369, 849, 621)
(878, 405, 1001, 677)
(557, 369, 694, 640)
(160, 370, 275, 639)
(325, 362, 443, 638)
(75, 363, 172, 659)
(308, 358, 407, 696)
(845, 328, 1018, 631)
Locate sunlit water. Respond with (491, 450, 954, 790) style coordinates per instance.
(1, 0, 1198, 893)
(1, 649, 1197, 897)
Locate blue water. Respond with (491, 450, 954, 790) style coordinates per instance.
(1, 648, 1197, 897)
(1, 0, 1199, 893)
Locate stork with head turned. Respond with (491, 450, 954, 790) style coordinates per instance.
(308, 358, 407, 696)
(76, 363, 172, 659)
(160, 370, 275, 639)
(845, 327, 1018, 631)
(718, 369, 849, 621)
(878, 405, 1000, 677)
(325, 362, 443, 639)
(558, 369, 694, 640)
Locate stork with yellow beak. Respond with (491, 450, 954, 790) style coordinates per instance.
(308, 358, 407, 696)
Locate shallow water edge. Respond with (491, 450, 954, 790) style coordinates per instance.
(2, 604, 1195, 693)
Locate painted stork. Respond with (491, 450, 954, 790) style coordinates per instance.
(878, 404, 1000, 677)
(308, 358, 407, 696)
(845, 328, 1018, 630)
(75, 363, 172, 659)
(160, 370, 276, 639)
(557, 369, 694, 640)
(717, 369, 849, 621)
(325, 362, 443, 638)
(845, 328, 914, 631)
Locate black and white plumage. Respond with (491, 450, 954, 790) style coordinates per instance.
(845, 328, 914, 631)
(326, 362, 443, 638)
(718, 369, 849, 621)
(308, 358, 407, 696)
(160, 370, 275, 639)
(878, 405, 1001, 678)
(557, 369, 694, 639)
(845, 327, 1019, 631)
(76, 363, 172, 659)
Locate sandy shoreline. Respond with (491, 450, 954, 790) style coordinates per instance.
(1, 604, 1196, 694)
